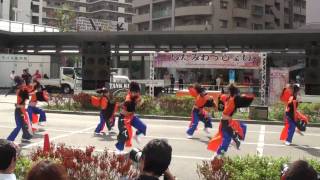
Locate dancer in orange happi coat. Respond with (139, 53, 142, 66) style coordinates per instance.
(207, 84, 254, 157)
(7, 76, 33, 142)
(91, 87, 119, 135)
(115, 82, 147, 153)
(186, 84, 216, 138)
(280, 84, 309, 145)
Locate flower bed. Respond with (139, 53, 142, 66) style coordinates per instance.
(15, 144, 138, 180)
(197, 155, 320, 180)
(45, 93, 320, 122)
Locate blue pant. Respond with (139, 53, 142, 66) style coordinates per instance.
(7, 108, 32, 141)
(187, 109, 212, 136)
(286, 113, 296, 143)
(95, 111, 106, 133)
(115, 115, 147, 151)
(27, 106, 46, 123)
(217, 128, 232, 155)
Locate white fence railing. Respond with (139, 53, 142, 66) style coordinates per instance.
(0, 19, 59, 32)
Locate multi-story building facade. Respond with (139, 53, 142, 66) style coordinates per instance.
(0, 0, 43, 24)
(42, 0, 134, 31)
(133, 0, 306, 31)
(1, 0, 134, 31)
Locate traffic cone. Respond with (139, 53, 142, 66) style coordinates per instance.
(43, 133, 50, 152)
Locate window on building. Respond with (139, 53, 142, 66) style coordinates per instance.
(265, 5, 273, 15)
(275, 2, 280, 10)
(234, 0, 247, 9)
(234, 17, 247, 28)
(220, 0, 228, 9)
(252, 23, 263, 30)
(219, 19, 228, 28)
(274, 18, 280, 26)
(252, 5, 264, 16)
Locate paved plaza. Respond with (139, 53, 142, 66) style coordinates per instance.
(0, 95, 319, 179)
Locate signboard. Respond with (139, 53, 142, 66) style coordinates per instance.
(154, 53, 263, 69)
(134, 79, 165, 87)
(76, 17, 128, 32)
(269, 68, 289, 104)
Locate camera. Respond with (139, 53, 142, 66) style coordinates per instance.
(96, 87, 109, 94)
(129, 148, 143, 163)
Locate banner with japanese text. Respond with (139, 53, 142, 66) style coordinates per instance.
(154, 53, 263, 69)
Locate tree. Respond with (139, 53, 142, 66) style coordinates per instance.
(55, 4, 76, 32)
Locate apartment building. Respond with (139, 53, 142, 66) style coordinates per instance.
(0, 0, 43, 24)
(0, 0, 134, 31)
(133, 0, 306, 31)
(42, 0, 134, 31)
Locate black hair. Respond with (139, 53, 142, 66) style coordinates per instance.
(293, 84, 300, 96)
(14, 76, 24, 87)
(194, 83, 205, 94)
(285, 160, 317, 180)
(129, 82, 140, 93)
(0, 139, 17, 170)
(228, 83, 239, 97)
(142, 139, 172, 177)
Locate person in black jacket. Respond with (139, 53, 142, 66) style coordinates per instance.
(135, 139, 175, 180)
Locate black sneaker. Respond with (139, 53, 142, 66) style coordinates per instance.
(233, 136, 241, 149)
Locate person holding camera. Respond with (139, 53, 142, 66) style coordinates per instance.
(91, 87, 118, 135)
(281, 160, 318, 180)
(130, 139, 175, 180)
(115, 82, 147, 153)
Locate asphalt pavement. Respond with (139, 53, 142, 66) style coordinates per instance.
(0, 95, 319, 180)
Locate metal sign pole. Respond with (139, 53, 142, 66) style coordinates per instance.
(260, 53, 267, 105)
(149, 53, 155, 97)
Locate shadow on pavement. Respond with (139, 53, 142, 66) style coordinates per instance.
(292, 144, 320, 157)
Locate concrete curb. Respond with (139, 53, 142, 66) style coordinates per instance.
(45, 109, 320, 127)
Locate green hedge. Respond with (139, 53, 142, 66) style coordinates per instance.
(45, 93, 320, 122)
(197, 155, 320, 180)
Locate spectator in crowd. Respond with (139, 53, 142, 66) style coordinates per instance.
(33, 70, 42, 80)
(282, 160, 318, 180)
(21, 69, 32, 85)
(170, 74, 175, 93)
(178, 74, 184, 90)
(5, 71, 16, 96)
(163, 72, 170, 93)
(26, 160, 69, 180)
(216, 74, 223, 91)
(0, 139, 18, 180)
(43, 74, 49, 79)
(136, 139, 175, 180)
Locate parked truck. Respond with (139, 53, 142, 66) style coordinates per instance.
(41, 67, 130, 93)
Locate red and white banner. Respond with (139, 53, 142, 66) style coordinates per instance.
(154, 53, 263, 69)
(269, 68, 289, 105)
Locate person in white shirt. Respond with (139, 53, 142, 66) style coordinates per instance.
(5, 71, 16, 96)
(0, 139, 17, 180)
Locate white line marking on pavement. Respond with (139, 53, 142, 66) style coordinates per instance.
(256, 125, 266, 157)
(22, 126, 96, 149)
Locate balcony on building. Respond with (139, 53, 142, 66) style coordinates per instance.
(175, 6, 211, 17)
(132, 0, 150, 8)
(232, 8, 250, 19)
(175, 15, 211, 31)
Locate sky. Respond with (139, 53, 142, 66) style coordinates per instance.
(307, 0, 320, 23)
